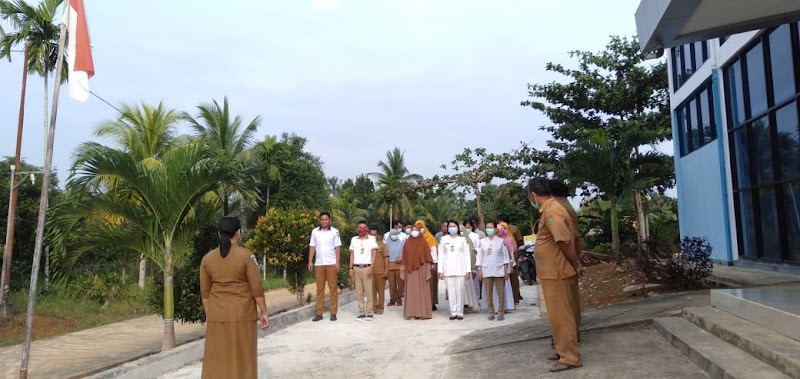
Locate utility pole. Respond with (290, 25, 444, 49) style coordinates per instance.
(0, 44, 30, 320)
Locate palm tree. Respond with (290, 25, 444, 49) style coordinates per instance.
(371, 148, 421, 228)
(249, 135, 282, 212)
(330, 189, 368, 232)
(57, 141, 236, 351)
(185, 97, 260, 215)
(73, 102, 183, 288)
(0, 0, 68, 156)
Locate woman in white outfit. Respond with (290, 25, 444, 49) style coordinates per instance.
(477, 221, 511, 320)
(438, 220, 471, 320)
(479, 222, 516, 313)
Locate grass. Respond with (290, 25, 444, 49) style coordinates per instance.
(0, 283, 152, 347)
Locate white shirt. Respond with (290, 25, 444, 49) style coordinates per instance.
(465, 232, 480, 250)
(309, 227, 342, 266)
(477, 236, 510, 278)
(350, 236, 378, 265)
(437, 235, 470, 276)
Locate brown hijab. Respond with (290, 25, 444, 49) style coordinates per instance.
(402, 233, 432, 273)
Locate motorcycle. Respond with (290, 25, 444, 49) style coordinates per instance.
(517, 243, 536, 285)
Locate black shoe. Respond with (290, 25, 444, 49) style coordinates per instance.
(449, 316, 457, 320)
(519, 295, 523, 300)
(456, 316, 463, 320)
(432, 305, 437, 311)
(312, 315, 323, 322)
(330, 314, 337, 321)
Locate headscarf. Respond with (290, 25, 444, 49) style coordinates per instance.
(461, 225, 477, 269)
(499, 222, 518, 251)
(415, 219, 439, 248)
(402, 231, 432, 273)
(497, 224, 516, 257)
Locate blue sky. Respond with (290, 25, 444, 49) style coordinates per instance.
(1, 0, 649, 186)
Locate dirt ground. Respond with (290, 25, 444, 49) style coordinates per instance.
(580, 262, 650, 309)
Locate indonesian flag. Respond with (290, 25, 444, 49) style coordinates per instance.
(62, 0, 94, 102)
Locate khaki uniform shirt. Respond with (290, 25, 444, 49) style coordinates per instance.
(508, 224, 524, 248)
(373, 240, 388, 274)
(534, 198, 577, 280)
(200, 245, 264, 322)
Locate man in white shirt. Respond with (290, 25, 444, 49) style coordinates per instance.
(384, 220, 407, 243)
(308, 212, 342, 321)
(350, 220, 378, 321)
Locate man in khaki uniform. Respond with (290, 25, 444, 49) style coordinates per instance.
(385, 228, 405, 306)
(528, 178, 584, 373)
(370, 227, 390, 314)
(549, 179, 582, 339)
(308, 212, 342, 322)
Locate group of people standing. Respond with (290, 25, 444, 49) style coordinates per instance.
(197, 177, 585, 377)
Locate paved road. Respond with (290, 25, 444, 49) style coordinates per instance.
(161, 280, 541, 379)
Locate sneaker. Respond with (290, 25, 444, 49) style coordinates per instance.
(497, 314, 505, 321)
(356, 315, 365, 321)
(365, 315, 373, 321)
(330, 314, 337, 321)
(312, 315, 323, 322)
(487, 315, 495, 321)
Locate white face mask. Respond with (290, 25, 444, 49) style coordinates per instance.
(411, 230, 420, 238)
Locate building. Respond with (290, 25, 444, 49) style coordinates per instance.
(635, 2, 800, 272)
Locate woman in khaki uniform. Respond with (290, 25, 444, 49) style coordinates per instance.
(200, 216, 270, 379)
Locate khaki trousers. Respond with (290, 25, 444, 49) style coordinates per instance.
(430, 266, 439, 305)
(354, 266, 374, 316)
(541, 277, 581, 366)
(387, 269, 404, 303)
(569, 276, 581, 339)
(314, 265, 338, 316)
(510, 267, 521, 303)
(372, 274, 386, 311)
(483, 277, 506, 315)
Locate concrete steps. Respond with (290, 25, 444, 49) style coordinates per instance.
(653, 317, 791, 379)
(683, 306, 800, 378)
(655, 287, 800, 379)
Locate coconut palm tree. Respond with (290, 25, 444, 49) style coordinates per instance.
(185, 97, 260, 215)
(371, 148, 421, 228)
(250, 135, 282, 212)
(56, 141, 236, 351)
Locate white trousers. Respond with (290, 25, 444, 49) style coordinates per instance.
(445, 276, 465, 316)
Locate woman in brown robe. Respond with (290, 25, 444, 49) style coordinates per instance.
(400, 225, 433, 319)
(200, 216, 270, 378)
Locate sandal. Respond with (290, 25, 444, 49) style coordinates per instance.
(546, 353, 560, 361)
(549, 363, 582, 373)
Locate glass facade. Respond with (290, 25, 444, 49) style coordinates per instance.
(725, 22, 800, 263)
(676, 81, 716, 156)
(671, 41, 710, 90)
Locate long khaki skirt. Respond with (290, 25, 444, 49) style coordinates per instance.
(202, 321, 258, 379)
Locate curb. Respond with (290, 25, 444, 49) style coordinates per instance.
(86, 290, 356, 379)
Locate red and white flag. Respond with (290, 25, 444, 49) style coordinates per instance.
(62, 0, 95, 102)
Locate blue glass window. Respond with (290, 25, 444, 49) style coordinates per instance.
(747, 43, 768, 116)
(776, 101, 800, 181)
(769, 25, 796, 104)
(751, 116, 773, 184)
(784, 181, 800, 262)
(759, 188, 781, 261)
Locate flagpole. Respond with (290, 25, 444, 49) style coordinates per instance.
(18, 0, 70, 377)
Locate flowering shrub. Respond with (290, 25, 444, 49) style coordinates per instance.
(637, 236, 714, 289)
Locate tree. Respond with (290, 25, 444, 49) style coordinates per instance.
(371, 148, 421, 228)
(247, 209, 316, 305)
(327, 176, 341, 196)
(73, 102, 183, 289)
(265, 133, 328, 212)
(521, 36, 673, 253)
(249, 135, 282, 213)
(186, 97, 260, 215)
(53, 141, 236, 351)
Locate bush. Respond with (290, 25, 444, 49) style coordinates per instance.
(636, 236, 714, 289)
(247, 209, 316, 305)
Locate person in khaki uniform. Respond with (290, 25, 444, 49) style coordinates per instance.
(498, 215, 524, 303)
(308, 212, 342, 321)
(549, 179, 583, 340)
(369, 227, 389, 314)
(200, 216, 270, 379)
(528, 178, 584, 373)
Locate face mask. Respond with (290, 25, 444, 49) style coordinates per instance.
(448, 227, 458, 235)
(390, 235, 398, 241)
(465, 228, 472, 234)
(530, 194, 540, 210)
(486, 228, 495, 237)
(411, 230, 420, 238)
(405, 228, 412, 234)
(357, 229, 367, 237)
